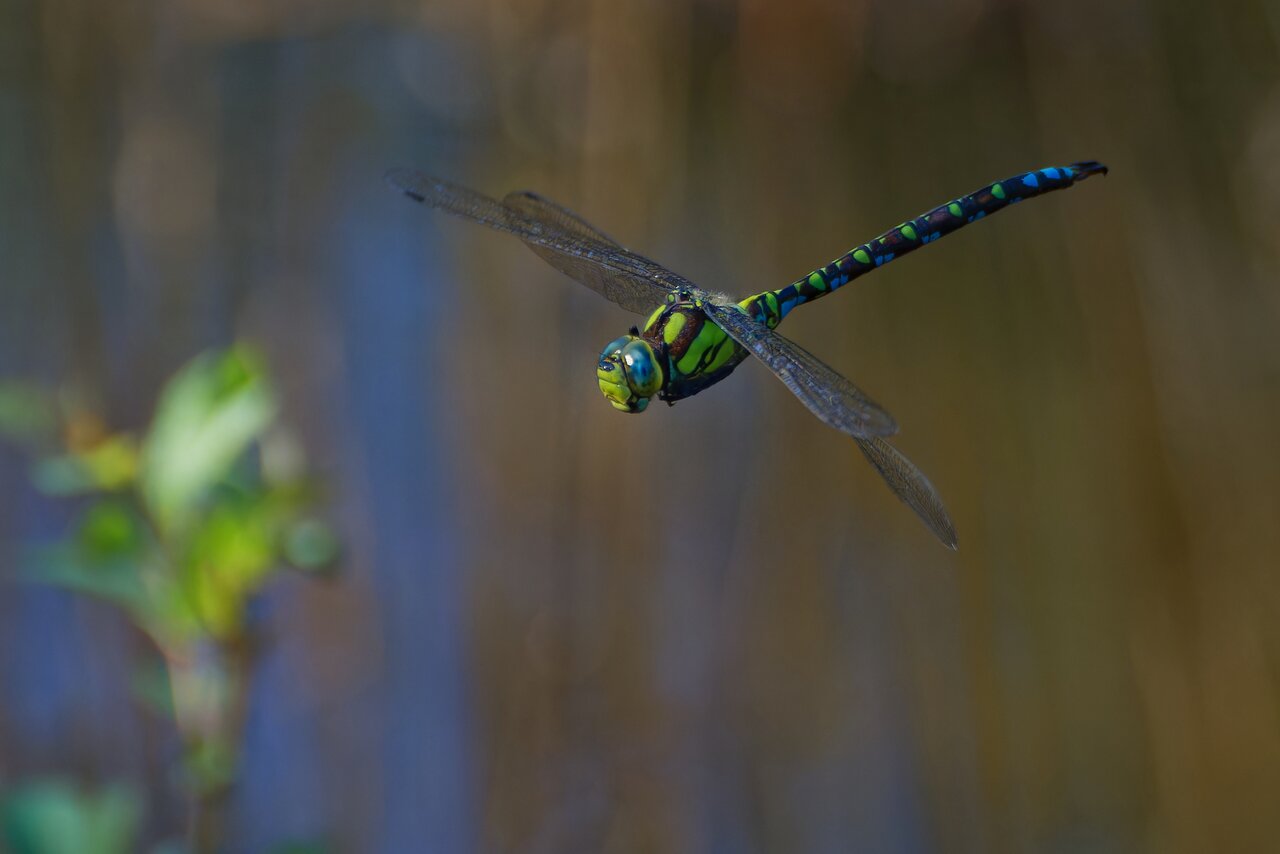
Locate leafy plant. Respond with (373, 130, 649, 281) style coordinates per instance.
(0, 346, 338, 853)
(0, 779, 142, 854)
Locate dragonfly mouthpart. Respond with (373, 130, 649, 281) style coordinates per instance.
(597, 333, 664, 413)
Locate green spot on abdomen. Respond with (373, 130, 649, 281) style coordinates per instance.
(991, 183, 1006, 200)
(900, 224, 917, 241)
(853, 248, 872, 265)
(948, 202, 963, 218)
(807, 272, 826, 290)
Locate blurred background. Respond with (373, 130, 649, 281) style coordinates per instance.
(2, 0, 1279, 851)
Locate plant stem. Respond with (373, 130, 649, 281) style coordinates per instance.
(169, 630, 257, 854)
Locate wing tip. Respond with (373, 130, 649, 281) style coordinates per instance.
(383, 167, 426, 202)
(920, 507, 959, 551)
(855, 436, 959, 550)
(871, 411, 899, 438)
(917, 502, 958, 551)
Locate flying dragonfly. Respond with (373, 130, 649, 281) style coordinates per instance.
(385, 161, 1108, 548)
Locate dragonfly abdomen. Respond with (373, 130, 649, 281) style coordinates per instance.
(748, 161, 1108, 326)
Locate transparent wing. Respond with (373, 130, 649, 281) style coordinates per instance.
(386, 168, 683, 314)
(702, 301, 898, 439)
(702, 301, 956, 548)
(502, 189, 669, 311)
(502, 190, 622, 246)
(854, 437, 957, 550)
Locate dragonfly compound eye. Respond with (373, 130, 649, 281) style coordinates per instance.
(596, 335, 663, 413)
(619, 340, 662, 397)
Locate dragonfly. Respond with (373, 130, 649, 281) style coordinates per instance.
(385, 161, 1108, 548)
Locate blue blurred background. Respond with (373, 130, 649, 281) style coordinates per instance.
(2, 0, 1279, 851)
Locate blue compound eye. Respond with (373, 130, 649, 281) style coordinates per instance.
(620, 339, 662, 397)
(600, 335, 633, 361)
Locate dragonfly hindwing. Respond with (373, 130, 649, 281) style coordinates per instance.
(701, 301, 897, 439)
(854, 437, 957, 550)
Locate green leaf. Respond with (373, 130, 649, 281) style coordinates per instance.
(189, 494, 276, 583)
(18, 505, 211, 647)
(179, 490, 275, 638)
(22, 544, 150, 619)
(284, 518, 339, 571)
(1, 778, 142, 854)
(77, 501, 144, 560)
(32, 435, 139, 496)
(140, 347, 277, 536)
(30, 456, 94, 495)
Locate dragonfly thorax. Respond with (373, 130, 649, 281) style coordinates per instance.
(596, 329, 664, 413)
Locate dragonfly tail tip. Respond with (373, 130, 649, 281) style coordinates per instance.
(1068, 160, 1109, 180)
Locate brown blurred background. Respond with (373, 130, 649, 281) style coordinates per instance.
(2, 0, 1279, 851)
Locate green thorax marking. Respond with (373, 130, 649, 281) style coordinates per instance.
(641, 294, 751, 403)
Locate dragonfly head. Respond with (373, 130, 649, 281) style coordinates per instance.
(597, 328, 663, 413)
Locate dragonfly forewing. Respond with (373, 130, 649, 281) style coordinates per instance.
(386, 168, 681, 314)
(502, 190, 622, 246)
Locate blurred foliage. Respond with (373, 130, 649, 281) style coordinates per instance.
(0, 777, 331, 854)
(141, 348, 277, 537)
(6, 346, 336, 649)
(0, 346, 337, 851)
(1, 780, 141, 854)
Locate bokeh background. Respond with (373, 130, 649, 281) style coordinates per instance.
(3, 0, 1279, 851)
